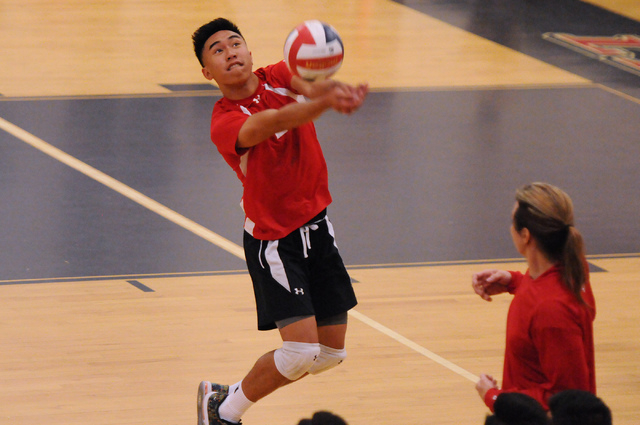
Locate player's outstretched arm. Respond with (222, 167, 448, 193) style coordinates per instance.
(237, 96, 331, 149)
(292, 76, 369, 114)
(236, 81, 367, 149)
(471, 269, 512, 302)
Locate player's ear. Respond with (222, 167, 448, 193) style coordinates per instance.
(202, 67, 214, 81)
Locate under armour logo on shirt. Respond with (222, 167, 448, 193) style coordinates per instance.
(294, 288, 304, 295)
(253, 95, 261, 104)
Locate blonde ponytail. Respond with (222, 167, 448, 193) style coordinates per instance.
(514, 183, 587, 304)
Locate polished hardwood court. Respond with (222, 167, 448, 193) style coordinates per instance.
(1, 1, 639, 424)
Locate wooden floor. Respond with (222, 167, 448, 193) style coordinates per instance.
(1, 1, 640, 424)
(1, 258, 639, 424)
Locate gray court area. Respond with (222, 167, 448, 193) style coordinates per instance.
(1, 87, 638, 282)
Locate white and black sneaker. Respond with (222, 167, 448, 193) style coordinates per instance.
(197, 381, 240, 425)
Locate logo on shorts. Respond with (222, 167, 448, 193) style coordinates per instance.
(542, 33, 640, 77)
(294, 288, 304, 295)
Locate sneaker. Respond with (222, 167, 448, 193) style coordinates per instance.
(198, 381, 218, 398)
(197, 381, 239, 425)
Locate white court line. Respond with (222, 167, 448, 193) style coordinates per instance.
(0, 115, 478, 383)
(0, 116, 244, 260)
(348, 310, 478, 382)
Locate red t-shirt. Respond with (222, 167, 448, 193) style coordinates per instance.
(210, 61, 332, 240)
(484, 264, 596, 411)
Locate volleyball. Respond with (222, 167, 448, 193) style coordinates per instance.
(284, 20, 344, 81)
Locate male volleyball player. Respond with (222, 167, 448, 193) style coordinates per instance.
(192, 18, 368, 425)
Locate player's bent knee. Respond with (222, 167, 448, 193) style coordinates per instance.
(308, 344, 347, 375)
(274, 341, 321, 381)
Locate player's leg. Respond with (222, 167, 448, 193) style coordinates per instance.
(234, 315, 349, 401)
(309, 317, 348, 375)
(200, 316, 320, 425)
(316, 317, 347, 349)
(305, 211, 357, 375)
(212, 317, 320, 424)
(240, 316, 319, 401)
(199, 228, 322, 425)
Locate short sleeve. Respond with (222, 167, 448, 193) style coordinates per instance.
(210, 108, 249, 159)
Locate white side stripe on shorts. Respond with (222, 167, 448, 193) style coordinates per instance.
(258, 240, 265, 269)
(325, 216, 339, 248)
(264, 240, 291, 292)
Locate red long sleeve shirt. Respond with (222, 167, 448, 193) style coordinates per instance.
(484, 265, 596, 411)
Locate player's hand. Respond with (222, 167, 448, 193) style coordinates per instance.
(472, 269, 511, 301)
(294, 76, 368, 114)
(475, 373, 499, 400)
(326, 82, 369, 114)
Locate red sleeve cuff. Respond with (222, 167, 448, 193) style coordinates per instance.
(507, 271, 522, 294)
(484, 388, 502, 412)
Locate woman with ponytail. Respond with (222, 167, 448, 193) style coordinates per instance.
(471, 183, 596, 412)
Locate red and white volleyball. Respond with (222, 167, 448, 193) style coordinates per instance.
(284, 20, 344, 80)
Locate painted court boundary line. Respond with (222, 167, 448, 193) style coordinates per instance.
(3, 252, 635, 286)
(0, 116, 244, 260)
(0, 115, 478, 384)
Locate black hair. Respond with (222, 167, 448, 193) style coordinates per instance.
(549, 390, 612, 425)
(484, 393, 550, 425)
(192, 18, 243, 67)
(297, 411, 348, 425)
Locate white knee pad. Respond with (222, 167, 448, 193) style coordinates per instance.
(274, 341, 320, 381)
(308, 344, 347, 375)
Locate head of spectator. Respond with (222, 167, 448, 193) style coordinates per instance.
(484, 392, 550, 425)
(549, 389, 611, 425)
(297, 410, 348, 425)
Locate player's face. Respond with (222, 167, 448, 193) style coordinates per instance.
(201, 30, 253, 86)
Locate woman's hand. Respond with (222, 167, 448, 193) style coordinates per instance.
(475, 373, 499, 400)
(472, 269, 512, 301)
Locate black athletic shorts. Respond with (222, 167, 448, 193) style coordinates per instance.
(243, 209, 358, 331)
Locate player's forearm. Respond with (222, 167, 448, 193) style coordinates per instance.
(291, 76, 336, 99)
(237, 97, 331, 148)
(274, 95, 332, 128)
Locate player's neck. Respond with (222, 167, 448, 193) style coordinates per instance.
(526, 249, 555, 280)
(220, 73, 260, 100)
